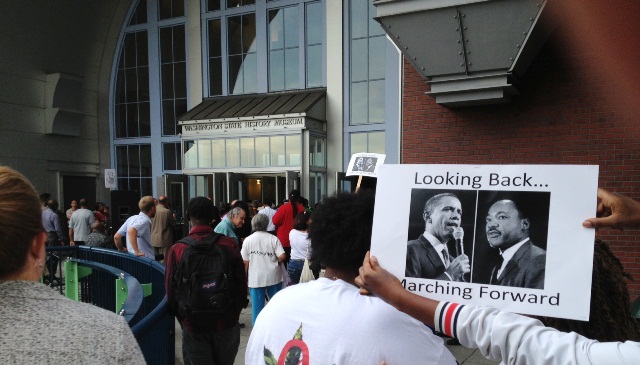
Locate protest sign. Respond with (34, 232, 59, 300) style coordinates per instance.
(371, 164, 598, 320)
(346, 153, 386, 177)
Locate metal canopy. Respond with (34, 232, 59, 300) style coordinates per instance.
(374, 0, 552, 107)
(178, 88, 327, 124)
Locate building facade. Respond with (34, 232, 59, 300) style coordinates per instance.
(1, 1, 639, 296)
(111, 0, 401, 214)
(0, 0, 401, 222)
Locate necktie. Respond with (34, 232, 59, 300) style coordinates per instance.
(491, 255, 504, 284)
(441, 248, 450, 268)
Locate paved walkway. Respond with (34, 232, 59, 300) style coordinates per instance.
(175, 303, 498, 365)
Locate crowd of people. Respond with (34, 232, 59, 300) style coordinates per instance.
(40, 194, 113, 248)
(34, 187, 319, 364)
(6, 178, 640, 365)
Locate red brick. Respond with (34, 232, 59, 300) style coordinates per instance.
(401, 37, 640, 297)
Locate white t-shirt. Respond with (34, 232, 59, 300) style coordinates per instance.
(240, 231, 285, 288)
(289, 229, 310, 260)
(257, 206, 277, 232)
(246, 278, 457, 365)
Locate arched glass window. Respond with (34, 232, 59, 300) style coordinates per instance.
(112, 0, 187, 197)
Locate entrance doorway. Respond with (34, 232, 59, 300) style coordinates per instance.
(187, 172, 300, 206)
(62, 176, 96, 211)
(231, 172, 298, 206)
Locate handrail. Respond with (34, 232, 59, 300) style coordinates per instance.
(45, 245, 173, 364)
(67, 258, 144, 323)
(131, 296, 169, 338)
(130, 258, 168, 338)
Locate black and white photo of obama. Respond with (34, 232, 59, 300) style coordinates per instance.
(406, 192, 471, 282)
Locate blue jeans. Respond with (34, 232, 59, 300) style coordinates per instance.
(287, 259, 304, 285)
(249, 283, 282, 326)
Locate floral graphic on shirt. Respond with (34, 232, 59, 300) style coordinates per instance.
(264, 324, 310, 365)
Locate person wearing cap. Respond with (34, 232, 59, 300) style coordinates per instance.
(272, 189, 305, 264)
(165, 197, 247, 365)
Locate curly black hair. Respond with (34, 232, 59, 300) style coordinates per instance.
(539, 239, 640, 342)
(308, 191, 375, 274)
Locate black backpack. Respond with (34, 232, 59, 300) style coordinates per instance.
(170, 233, 237, 325)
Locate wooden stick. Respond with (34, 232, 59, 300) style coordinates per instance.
(355, 175, 363, 193)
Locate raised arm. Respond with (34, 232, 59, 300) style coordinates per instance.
(355, 252, 440, 326)
(356, 251, 640, 365)
(582, 188, 640, 230)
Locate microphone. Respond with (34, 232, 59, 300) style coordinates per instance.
(453, 227, 464, 257)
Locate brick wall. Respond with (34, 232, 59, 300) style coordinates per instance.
(402, 39, 640, 298)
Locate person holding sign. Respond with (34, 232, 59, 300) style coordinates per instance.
(357, 252, 640, 365)
(406, 193, 470, 281)
(357, 187, 640, 364)
(486, 199, 546, 289)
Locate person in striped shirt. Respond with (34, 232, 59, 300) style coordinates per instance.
(356, 250, 640, 365)
(358, 188, 640, 364)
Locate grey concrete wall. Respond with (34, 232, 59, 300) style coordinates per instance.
(0, 0, 131, 206)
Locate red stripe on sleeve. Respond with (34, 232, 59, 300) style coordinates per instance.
(443, 302, 460, 337)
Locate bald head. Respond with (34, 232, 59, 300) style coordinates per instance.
(91, 221, 105, 233)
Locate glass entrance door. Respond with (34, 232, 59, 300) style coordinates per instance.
(286, 170, 299, 196)
(212, 172, 227, 205)
(228, 172, 245, 202)
(190, 171, 301, 206)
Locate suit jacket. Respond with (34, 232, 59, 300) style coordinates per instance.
(151, 204, 176, 248)
(490, 240, 546, 289)
(406, 235, 450, 280)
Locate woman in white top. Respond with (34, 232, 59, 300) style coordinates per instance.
(287, 211, 312, 284)
(240, 214, 286, 326)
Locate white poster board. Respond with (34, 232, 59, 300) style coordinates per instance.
(371, 164, 598, 320)
(105, 169, 117, 189)
(346, 153, 386, 177)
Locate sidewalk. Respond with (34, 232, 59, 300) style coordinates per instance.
(175, 305, 498, 365)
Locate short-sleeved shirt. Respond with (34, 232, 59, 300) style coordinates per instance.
(245, 278, 457, 364)
(69, 208, 95, 241)
(289, 229, 311, 261)
(240, 231, 285, 288)
(257, 206, 277, 232)
(117, 212, 154, 259)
